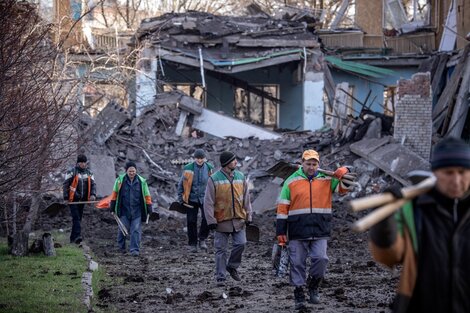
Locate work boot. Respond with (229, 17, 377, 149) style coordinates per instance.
(307, 277, 322, 304)
(199, 239, 208, 251)
(226, 266, 241, 281)
(189, 245, 198, 253)
(294, 286, 306, 310)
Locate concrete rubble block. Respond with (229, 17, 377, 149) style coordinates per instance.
(178, 94, 203, 115)
(350, 136, 430, 186)
(89, 155, 116, 198)
(252, 180, 281, 214)
(192, 108, 281, 140)
(90, 101, 131, 145)
(353, 158, 378, 175)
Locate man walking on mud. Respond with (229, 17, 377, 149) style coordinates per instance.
(369, 137, 470, 313)
(177, 149, 214, 253)
(276, 149, 352, 310)
(110, 161, 154, 257)
(204, 151, 252, 286)
(63, 154, 96, 244)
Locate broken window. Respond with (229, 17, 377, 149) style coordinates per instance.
(163, 83, 205, 105)
(234, 85, 278, 128)
(383, 0, 431, 34)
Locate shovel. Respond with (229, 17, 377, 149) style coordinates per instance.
(246, 224, 260, 242)
(44, 200, 101, 217)
(168, 201, 193, 214)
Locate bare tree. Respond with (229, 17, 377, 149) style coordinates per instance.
(0, 0, 79, 255)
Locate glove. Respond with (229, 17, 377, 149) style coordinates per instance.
(384, 184, 404, 199)
(208, 224, 217, 230)
(90, 195, 96, 201)
(333, 166, 349, 179)
(277, 235, 287, 245)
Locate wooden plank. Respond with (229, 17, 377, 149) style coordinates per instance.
(237, 38, 319, 48)
(446, 51, 470, 137)
(432, 46, 470, 125)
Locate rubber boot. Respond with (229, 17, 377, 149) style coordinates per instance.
(308, 277, 322, 304)
(294, 286, 306, 310)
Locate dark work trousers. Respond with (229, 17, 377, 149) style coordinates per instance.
(187, 201, 209, 246)
(69, 203, 85, 243)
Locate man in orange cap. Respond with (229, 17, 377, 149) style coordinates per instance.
(276, 149, 352, 310)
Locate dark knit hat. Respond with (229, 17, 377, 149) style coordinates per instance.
(431, 137, 470, 170)
(220, 151, 236, 167)
(77, 154, 87, 163)
(194, 149, 206, 159)
(125, 161, 137, 170)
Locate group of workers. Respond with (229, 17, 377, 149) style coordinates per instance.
(63, 136, 470, 312)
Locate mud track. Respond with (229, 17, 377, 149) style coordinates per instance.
(65, 201, 397, 313)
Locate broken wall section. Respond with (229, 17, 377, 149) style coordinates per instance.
(394, 73, 432, 159)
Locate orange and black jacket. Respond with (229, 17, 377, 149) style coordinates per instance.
(63, 166, 96, 202)
(370, 189, 470, 313)
(276, 167, 349, 240)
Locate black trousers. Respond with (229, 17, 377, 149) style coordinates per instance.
(69, 203, 85, 242)
(186, 201, 209, 246)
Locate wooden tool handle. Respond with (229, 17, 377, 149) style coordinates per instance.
(67, 200, 101, 205)
(352, 199, 407, 232)
(349, 176, 436, 212)
(317, 168, 356, 181)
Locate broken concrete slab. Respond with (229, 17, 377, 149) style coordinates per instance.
(89, 155, 116, 197)
(192, 108, 281, 140)
(90, 102, 131, 145)
(350, 136, 430, 186)
(252, 180, 281, 214)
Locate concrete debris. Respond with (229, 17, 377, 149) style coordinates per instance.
(350, 136, 430, 186)
(43, 91, 433, 214)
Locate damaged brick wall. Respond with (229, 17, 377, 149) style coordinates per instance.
(394, 73, 432, 159)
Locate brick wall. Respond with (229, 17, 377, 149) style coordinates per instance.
(394, 73, 432, 159)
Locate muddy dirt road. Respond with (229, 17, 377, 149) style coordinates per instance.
(56, 199, 398, 313)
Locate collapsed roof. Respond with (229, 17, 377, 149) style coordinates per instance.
(133, 11, 320, 73)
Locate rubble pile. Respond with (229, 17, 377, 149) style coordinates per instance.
(81, 99, 393, 212)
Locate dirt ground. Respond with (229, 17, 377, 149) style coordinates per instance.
(44, 195, 398, 313)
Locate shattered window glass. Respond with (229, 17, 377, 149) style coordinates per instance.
(234, 85, 278, 128)
(383, 0, 431, 33)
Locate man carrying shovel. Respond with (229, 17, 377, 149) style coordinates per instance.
(110, 161, 155, 257)
(177, 149, 214, 253)
(62, 154, 96, 244)
(369, 137, 470, 313)
(276, 149, 352, 310)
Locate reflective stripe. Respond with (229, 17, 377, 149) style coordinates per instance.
(278, 199, 290, 205)
(288, 208, 332, 215)
(277, 214, 288, 219)
(213, 179, 230, 186)
(286, 176, 305, 186)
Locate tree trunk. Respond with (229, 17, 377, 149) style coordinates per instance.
(22, 176, 42, 234)
(42, 232, 56, 256)
(8, 231, 29, 256)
